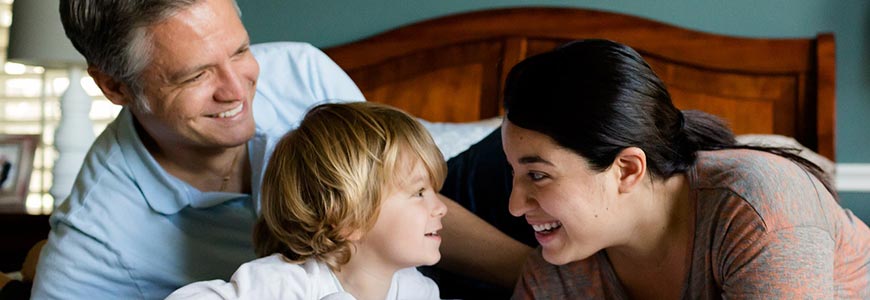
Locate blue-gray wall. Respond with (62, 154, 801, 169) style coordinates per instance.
(238, 0, 868, 218)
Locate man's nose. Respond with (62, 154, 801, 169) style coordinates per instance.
(214, 64, 247, 101)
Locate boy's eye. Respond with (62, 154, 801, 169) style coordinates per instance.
(414, 188, 425, 197)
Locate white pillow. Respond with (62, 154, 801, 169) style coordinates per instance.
(418, 117, 502, 160)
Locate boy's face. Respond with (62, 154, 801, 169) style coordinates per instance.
(355, 155, 447, 270)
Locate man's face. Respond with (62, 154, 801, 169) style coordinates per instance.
(134, 0, 259, 151)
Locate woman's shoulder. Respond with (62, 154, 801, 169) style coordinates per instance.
(691, 149, 837, 232)
(694, 149, 802, 181)
(692, 149, 823, 199)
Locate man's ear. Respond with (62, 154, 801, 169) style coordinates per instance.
(87, 66, 134, 106)
(613, 147, 646, 194)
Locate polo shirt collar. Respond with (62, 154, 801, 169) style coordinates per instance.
(116, 109, 249, 215)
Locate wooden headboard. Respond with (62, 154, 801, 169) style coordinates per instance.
(325, 7, 836, 161)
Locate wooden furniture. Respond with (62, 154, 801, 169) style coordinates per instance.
(325, 7, 836, 161)
(0, 214, 48, 273)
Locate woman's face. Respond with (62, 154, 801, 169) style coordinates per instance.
(502, 120, 626, 265)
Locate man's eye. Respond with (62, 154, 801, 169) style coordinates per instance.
(184, 72, 205, 83)
(235, 46, 250, 57)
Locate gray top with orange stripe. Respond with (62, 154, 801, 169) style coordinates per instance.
(513, 149, 870, 299)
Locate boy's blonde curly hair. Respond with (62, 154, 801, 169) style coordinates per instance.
(254, 101, 446, 271)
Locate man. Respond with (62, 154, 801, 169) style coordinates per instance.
(31, 0, 530, 298)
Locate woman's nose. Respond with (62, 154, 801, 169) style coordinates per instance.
(508, 183, 534, 217)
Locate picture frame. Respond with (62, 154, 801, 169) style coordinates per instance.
(0, 134, 40, 212)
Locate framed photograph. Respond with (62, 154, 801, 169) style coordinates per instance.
(0, 134, 39, 212)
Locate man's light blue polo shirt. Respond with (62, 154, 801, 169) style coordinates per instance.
(31, 42, 365, 299)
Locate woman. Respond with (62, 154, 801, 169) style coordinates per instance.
(502, 39, 870, 298)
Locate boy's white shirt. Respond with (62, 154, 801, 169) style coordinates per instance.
(165, 254, 440, 300)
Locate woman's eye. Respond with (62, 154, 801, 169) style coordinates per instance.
(528, 172, 546, 181)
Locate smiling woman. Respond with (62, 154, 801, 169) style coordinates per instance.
(503, 39, 870, 299)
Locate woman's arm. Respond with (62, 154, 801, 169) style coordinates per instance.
(437, 195, 533, 288)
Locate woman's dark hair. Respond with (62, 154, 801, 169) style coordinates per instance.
(504, 39, 836, 199)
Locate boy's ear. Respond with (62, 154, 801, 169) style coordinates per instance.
(344, 228, 364, 242)
(87, 66, 134, 106)
(613, 147, 646, 194)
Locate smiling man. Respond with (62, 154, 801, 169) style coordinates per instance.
(31, 0, 530, 299)
(31, 0, 365, 298)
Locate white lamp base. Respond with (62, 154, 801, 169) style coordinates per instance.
(49, 66, 95, 205)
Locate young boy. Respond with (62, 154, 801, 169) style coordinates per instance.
(167, 102, 447, 300)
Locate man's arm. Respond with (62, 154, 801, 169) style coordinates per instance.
(32, 223, 141, 299)
(437, 195, 532, 288)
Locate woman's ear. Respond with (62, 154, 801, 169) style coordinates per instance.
(87, 66, 134, 106)
(613, 147, 646, 194)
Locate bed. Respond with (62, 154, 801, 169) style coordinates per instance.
(324, 7, 836, 162)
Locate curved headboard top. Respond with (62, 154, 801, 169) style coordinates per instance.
(326, 7, 835, 160)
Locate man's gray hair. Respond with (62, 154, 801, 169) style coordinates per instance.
(58, 0, 240, 112)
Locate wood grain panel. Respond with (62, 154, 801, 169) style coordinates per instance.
(325, 7, 835, 160)
(646, 56, 800, 140)
(670, 90, 776, 135)
(342, 40, 503, 122)
(364, 64, 484, 122)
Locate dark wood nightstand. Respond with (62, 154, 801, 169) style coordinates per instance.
(0, 212, 50, 273)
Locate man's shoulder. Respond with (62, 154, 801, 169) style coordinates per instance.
(251, 41, 330, 72)
(52, 110, 149, 226)
(72, 111, 139, 188)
